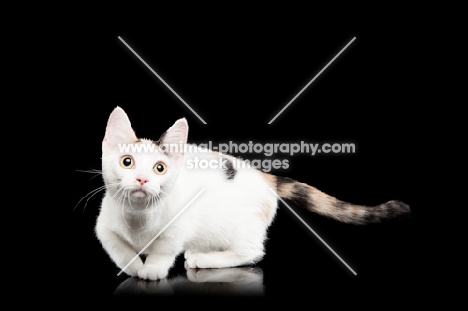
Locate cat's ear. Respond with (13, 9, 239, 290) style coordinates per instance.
(103, 107, 137, 153)
(159, 118, 188, 157)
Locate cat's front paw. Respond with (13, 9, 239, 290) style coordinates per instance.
(137, 264, 169, 281)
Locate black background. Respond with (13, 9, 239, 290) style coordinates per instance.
(60, 8, 439, 305)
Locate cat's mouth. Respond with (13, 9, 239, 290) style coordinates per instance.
(130, 189, 148, 198)
(126, 186, 162, 201)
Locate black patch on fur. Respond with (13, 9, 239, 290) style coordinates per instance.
(222, 157, 237, 180)
(335, 200, 348, 210)
(155, 131, 167, 145)
(384, 200, 411, 220)
(276, 176, 295, 187)
(290, 183, 312, 208)
(364, 207, 382, 224)
(153, 132, 170, 156)
(364, 200, 411, 224)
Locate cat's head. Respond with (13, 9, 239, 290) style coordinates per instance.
(102, 107, 188, 208)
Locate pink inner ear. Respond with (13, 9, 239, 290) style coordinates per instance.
(103, 107, 137, 152)
(160, 118, 189, 152)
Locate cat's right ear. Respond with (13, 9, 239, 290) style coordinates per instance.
(158, 118, 188, 160)
(103, 107, 137, 154)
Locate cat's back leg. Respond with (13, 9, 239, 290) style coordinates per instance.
(185, 218, 267, 269)
(185, 249, 264, 269)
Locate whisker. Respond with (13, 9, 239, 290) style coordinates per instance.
(115, 188, 125, 208)
(74, 185, 107, 211)
(144, 196, 150, 210)
(116, 188, 132, 229)
(81, 186, 107, 213)
(125, 189, 134, 211)
(150, 195, 155, 208)
(74, 182, 120, 212)
(76, 169, 103, 174)
(110, 185, 125, 201)
(76, 168, 104, 181)
(154, 193, 164, 210)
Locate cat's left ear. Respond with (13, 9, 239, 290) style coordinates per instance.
(159, 118, 188, 158)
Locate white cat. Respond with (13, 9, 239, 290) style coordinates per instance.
(96, 107, 410, 280)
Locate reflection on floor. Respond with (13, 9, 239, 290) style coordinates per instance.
(113, 267, 264, 296)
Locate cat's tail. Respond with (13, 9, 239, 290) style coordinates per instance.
(266, 174, 410, 225)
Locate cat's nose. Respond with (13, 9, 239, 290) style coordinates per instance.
(136, 177, 148, 186)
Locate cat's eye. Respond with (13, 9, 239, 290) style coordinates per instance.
(120, 156, 134, 169)
(153, 162, 166, 175)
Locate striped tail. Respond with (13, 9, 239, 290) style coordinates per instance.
(272, 175, 410, 225)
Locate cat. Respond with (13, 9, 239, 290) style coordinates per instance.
(96, 106, 410, 280)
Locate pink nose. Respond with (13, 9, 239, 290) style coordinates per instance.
(136, 177, 148, 186)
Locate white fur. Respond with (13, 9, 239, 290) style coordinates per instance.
(96, 107, 277, 280)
